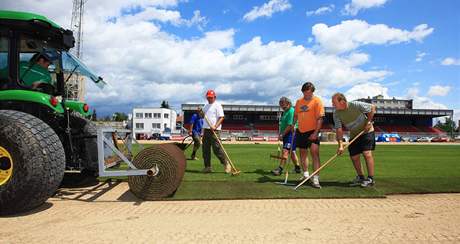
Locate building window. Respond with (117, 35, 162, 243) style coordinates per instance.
(135, 113, 143, 119)
(135, 123, 144, 129)
(164, 123, 167, 129)
(164, 113, 169, 119)
(152, 123, 161, 129)
(154, 113, 161, 118)
(259, 115, 277, 121)
(233, 114, 245, 120)
(145, 113, 152, 118)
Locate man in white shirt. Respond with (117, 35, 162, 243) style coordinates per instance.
(200, 89, 231, 173)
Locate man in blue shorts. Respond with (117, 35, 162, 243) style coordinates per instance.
(271, 97, 301, 176)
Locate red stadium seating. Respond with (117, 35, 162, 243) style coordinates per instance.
(222, 123, 251, 131)
(254, 124, 278, 131)
(415, 126, 444, 134)
(377, 125, 444, 134)
(379, 125, 420, 133)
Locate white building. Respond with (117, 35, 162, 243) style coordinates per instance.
(132, 108, 177, 139)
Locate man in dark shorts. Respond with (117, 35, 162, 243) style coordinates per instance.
(332, 92, 376, 187)
(293, 82, 325, 188)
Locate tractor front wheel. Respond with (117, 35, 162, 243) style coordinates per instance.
(0, 110, 65, 215)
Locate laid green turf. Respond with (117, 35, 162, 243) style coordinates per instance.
(104, 143, 460, 199)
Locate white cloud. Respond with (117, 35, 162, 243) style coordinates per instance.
(404, 86, 448, 110)
(407, 87, 419, 98)
(0, 0, 407, 115)
(428, 85, 451, 97)
(343, 83, 451, 112)
(344, 82, 389, 101)
(185, 10, 208, 30)
(441, 57, 460, 66)
(415, 51, 426, 62)
(243, 0, 291, 22)
(412, 97, 448, 110)
(0, 0, 181, 29)
(343, 0, 388, 16)
(312, 20, 434, 54)
(306, 4, 335, 17)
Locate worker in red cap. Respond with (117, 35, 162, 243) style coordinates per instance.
(199, 89, 231, 173)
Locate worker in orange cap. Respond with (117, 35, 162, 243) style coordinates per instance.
(199, 89, 231, 173)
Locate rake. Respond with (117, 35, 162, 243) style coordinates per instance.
(202, 113, 241, 175)
(293, 130, 365, 190)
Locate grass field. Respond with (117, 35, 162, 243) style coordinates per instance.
(105, 143, 460, 200)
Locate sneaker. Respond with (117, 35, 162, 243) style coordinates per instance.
(190, 156, 199, 160)
(349, 176, 365, 187)
(294, 165, 301, 174)
(299, 171, 310, 181)
(201, 167, 212, 173)
(311, 176, 321, 189)
(361, 178, 375, 187)
(271, 167, 283, 176)
(224, 163, 232, 174)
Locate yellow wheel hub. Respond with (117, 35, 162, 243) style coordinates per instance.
(0, 146, 13, 186)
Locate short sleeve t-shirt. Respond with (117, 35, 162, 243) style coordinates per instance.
(19, 61, 52, 86)
(294, 96, 325, 133)
(279, 107, 294, 133)
(202, 102, 224, 130)
(189, 113, 203, 135)
(333, 101, 374, 139)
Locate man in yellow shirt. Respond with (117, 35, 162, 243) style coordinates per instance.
(293, 82, 325, 188)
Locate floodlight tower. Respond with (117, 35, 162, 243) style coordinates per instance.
(68, 0, 86, 101)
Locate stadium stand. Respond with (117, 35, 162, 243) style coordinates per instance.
(181, 96, 453, 141)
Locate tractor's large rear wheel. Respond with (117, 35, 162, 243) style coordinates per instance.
(128, 144, 186, 200)
(0, 110, 65, 215)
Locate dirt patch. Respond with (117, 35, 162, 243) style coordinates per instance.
(1, 182, 459, 243)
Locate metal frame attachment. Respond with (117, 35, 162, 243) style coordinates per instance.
(97, 128, 158, 177)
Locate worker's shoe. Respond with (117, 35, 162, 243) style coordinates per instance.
(299, 171, 310, 181)
(349, 176, 365, 187)
(271, 167, 283, 176)
(201, 167, 212, 173)
(294, 165, 301, 174)
(224, 163, 232, 174)
(311, 175, 321, 189)
(360, 178, 375, 187)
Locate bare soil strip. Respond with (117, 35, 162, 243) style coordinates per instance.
(1, 182, 459, 243)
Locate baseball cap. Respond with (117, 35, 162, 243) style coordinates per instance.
(206, 89, 216, 98)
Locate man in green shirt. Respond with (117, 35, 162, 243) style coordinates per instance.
(332, 92, 376, 187)
(271, 96, 301, 176)
(20, 53, 52, 89)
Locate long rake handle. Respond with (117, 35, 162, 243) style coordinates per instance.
(202, 113, 240, 174)
(293, 130, 366, 190)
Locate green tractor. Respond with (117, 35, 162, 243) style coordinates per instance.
(0, 10, 186, 215)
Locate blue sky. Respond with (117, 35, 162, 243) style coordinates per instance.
(1, 0, 459, 121)
(163, 0, 460, 105)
